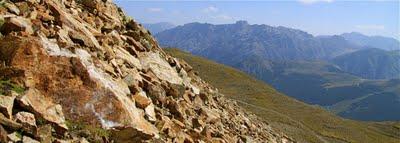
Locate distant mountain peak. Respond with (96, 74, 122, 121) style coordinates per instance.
(347, 32, 364, 35)
(341, 32, 400, 51)
(235, 20, 249, 25)
(155, 21, 360, 62)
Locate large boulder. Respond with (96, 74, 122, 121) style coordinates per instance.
(139, 52, 183, 85)
(17, 89, 68, 133)
(14, 112, 37, 132)
(0, 16, 33, 35)
(0, 95, 15, 119)
(2, 36, 159, 138)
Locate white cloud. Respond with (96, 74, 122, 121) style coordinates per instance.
(201, 6, 234, 22)
(355, 25, 385, 30)
(212, 14, 234, 21)
(202, 6, 219, 13)
(146, 8, 162, 13)
(298, 0, 334, 4)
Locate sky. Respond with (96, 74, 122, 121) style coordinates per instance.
(114, 0, 399, 39)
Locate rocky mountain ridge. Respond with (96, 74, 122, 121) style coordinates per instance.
(155, 21, 360, 62)
(0, 0, 291, 142)
(155, 21, 400, 121)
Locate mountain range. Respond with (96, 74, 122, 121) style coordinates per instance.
(156, 21, 360, 62)
(155, 21, 400, 121)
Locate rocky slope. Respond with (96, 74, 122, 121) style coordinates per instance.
(0, 0, 291, 142)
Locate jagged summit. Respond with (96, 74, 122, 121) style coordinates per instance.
(0, 0, 291, 142)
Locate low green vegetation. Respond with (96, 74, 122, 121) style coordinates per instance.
(0, 0, 5, 8)
(0, 79, 25, 95)
(122, 15, 133, 25)
(66, 120, 110, 142)
(165, 48, 400, 143)
(0, 16, 4, 28)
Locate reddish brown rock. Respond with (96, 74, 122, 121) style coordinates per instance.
(0, 125, 8, 143)
(1, 36, 158, 138)
(17, 89, 68, 132)
(0, 16, 33, 35)
(45, 0, 102, 50)
(111, 126, 157, 143)
(132, 92, 152, 109)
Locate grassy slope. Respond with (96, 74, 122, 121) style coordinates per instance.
(165, 48, 400, 143)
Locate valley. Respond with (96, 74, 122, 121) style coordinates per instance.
(165, 48, 400, 143)
(156, 21, 400, 121)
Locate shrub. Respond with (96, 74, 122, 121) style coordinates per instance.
(0, 80, 25, 95)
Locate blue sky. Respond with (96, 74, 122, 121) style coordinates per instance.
(115, 0, 399, 39)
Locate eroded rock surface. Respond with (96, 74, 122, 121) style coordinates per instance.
(0, 0, 293, 142)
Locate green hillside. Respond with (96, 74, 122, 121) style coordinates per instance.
(234, 56, 400, 121)
(165, 48, 400, 143)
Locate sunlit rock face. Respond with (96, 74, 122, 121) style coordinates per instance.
(0, 0, 293, 142)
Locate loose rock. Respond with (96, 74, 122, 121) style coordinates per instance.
(0, 95, 15, 119)
(14, 112, 37, 132)
(7, 132, 21, 142)
(22, 136, 40, 143)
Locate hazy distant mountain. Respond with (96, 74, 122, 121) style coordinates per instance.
(341, 32, 400, 51)
(143, 22, 176, 34)
(316, 35, 360, 57)
(156, 21, 400, 121)
(156, 21, 359, 62)
(333, 48, 400, 79)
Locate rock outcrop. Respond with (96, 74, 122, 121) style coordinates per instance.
(0, 0, 293, 142)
